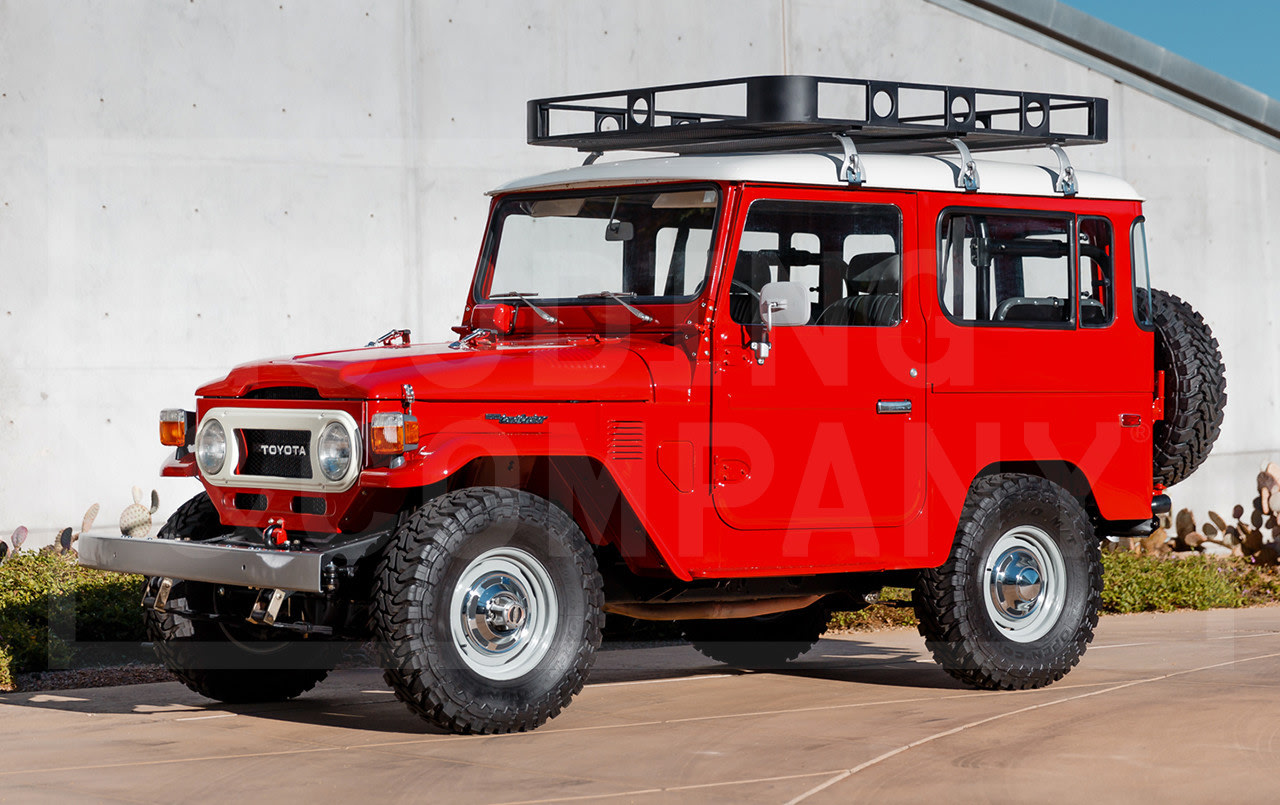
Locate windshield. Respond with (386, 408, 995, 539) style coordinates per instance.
(481, 186, 720, 306)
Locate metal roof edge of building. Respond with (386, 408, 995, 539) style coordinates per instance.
(926, 0, 1280, 152)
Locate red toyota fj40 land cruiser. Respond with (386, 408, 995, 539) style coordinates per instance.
(82, 76, 1226, 734)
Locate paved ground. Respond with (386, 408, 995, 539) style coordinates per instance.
(3, 608, 1280, 803)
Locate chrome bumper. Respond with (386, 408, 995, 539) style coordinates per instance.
(78, 532, 381, 594)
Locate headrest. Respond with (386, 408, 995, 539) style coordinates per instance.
(845, 252, 900, 295)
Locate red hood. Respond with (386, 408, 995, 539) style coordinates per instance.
(196, 338, 689, 401)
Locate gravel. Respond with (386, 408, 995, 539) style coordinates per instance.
(13, 664, 174, 692)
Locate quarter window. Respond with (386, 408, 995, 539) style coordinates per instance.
(1078, 217, 1114, 327)
(939, 213, 1072, 326)
(1131, 218, 1154, 328)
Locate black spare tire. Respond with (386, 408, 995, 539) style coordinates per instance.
(1143, 288, 1227, 487)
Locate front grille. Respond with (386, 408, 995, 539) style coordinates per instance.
(238, 429, 313, 479)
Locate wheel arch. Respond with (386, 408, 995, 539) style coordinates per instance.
(974, 460, 1099, 521)
(438, 454, 685, 580)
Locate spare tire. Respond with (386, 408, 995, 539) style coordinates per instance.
(1143, 289, 1227, 487)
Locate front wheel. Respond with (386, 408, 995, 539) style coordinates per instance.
(913, 474, 1102, 690)
(371, 488, 604, 734)
(144, 493, 335, 703)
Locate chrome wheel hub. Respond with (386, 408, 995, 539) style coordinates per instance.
(982, 525, 1066, 643)
(449, 547, 558, 681)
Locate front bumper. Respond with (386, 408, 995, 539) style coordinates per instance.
(78, 532, 385, 593)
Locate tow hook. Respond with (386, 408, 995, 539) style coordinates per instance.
(263, 523, 289, 549)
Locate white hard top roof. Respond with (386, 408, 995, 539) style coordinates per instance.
(490, 152, 1142, 201)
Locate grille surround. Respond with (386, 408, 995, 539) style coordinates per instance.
(197, 407, 362, 493)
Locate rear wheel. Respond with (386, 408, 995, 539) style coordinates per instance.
(143, 493, 334, 703)
(913, 474, 1101, 690)
(682, 602, 830, 668)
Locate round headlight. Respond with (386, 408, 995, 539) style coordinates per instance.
(317, 421, 352, 481)
(195, 419, 227, 475)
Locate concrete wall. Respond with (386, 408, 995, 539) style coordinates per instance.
(1, 0, 1273, 543)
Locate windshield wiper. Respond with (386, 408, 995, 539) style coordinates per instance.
(490, 291, 560, 324)
(576, 291, 655, 323)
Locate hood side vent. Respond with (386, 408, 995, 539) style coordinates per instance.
(607, 421, 644, 461)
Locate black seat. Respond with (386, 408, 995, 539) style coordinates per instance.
(818, 252, 901, 326)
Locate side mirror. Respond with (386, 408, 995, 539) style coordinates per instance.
(605, 221, 634, 241)
(753, 281, 809, 364)
(759, 282, 810, 327)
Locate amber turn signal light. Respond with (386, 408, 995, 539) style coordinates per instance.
(371, 412, 420, 454)
(160, 409, 195, 447)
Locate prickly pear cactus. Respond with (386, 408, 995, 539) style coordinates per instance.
(119, 486, 159, 538)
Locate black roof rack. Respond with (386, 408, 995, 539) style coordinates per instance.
(528, 75, 1107, 156)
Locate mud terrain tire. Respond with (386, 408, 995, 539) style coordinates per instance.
(144, 493, 334, 703)
(1144, 288, 1227, 487)
(371, 488, 604, 734)
(913, 474, 1102, 690)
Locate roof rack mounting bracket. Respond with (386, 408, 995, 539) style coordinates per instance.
(1049, 144, 1078, 196)
(948, 138, 980, 192)
(583, 151, 603, 166)
(831, 134, 865, 185)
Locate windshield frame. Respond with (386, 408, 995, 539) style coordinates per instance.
(472, 182, 725, 321)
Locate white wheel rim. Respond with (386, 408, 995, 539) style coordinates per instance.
(982, 525, 1067, 643)
(449, 547, 559, 681)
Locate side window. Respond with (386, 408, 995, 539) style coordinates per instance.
(939, 213, 1072, 326)
(1078, 217, 1114, 327)
(730, 200, 902, 326)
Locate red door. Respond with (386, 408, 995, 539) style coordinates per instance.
(711, 187, 926, 530)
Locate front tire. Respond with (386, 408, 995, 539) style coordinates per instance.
(144, 493, 334, 703)
(371, 488, 604, 734)
(913, 474, 1102, 690)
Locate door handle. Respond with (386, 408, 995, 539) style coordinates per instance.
(876, 400, 912, 414)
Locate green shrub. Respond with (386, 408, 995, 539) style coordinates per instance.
(0, 551, 146, 683)
(829, 555, 1276, 631)
(1100, 551, 1244, 613)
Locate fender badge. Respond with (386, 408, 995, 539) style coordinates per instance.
(485, 413, 549, 425)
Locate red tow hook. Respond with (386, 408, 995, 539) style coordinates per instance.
(263, 523, 289, 548)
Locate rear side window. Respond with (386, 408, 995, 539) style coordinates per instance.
(1078, 217, 1114, 327)
(939, 212, 1072, 326)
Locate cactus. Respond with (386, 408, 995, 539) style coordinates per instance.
(0, 541, 8, 564)
(57, 528, 73, 553)
(11, 526, 27, 551)
(78, 503, 99, 543)
(119, 487, 160, 539)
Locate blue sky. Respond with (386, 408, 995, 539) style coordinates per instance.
(1061, 1, 1280, 100)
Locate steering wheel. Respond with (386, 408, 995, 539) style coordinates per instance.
(731, 280, 761, 301)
